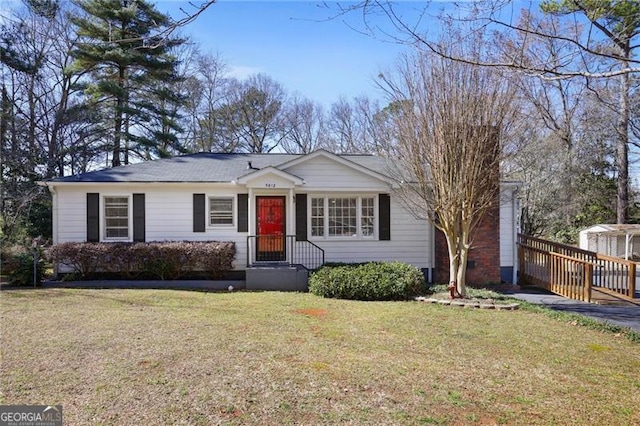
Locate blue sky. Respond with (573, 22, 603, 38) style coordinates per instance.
(156, 0, 433, 107)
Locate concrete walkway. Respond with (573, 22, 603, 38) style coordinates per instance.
(499, 287, 640, 332)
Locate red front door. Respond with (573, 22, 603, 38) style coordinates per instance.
(256, 196, 286, 261)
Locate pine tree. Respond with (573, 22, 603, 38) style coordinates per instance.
(70, 0, 184, 166)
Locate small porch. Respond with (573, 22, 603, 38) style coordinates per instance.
(245, 235, 325, 291)
(238, 167, 325, 290)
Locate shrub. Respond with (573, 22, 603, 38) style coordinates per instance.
(309, 261, 426, 301)
(48, 241, 236, 280)
(4, 251, 45, 286)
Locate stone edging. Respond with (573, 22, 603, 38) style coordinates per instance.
(414, 296, 519, 310)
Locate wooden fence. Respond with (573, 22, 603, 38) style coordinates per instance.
(518, 234, 637, 303)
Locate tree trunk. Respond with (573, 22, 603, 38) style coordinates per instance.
(445, 232, 460, 297)
(113, 67, 125, 167)
(616, 56, 630, 224)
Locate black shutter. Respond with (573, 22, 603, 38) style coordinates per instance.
(237, 194, 248, 232)
(295, 193, 307, 241)
(379, 193, 391, 241)
(193, 194, 205, 232)
(86, 193, 100, 242)
(133, 194, 145, 242)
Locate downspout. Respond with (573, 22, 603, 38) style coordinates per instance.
(625, 232, 631, 260)
(512, 187, 519, 285)
(247, 187, 254, 266)
(289, 187, 294, 265)
(429, 221, 435, 284)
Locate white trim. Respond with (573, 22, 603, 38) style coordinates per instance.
(42, 181, 240, 189)
(236, 166, 304, 186)
(308, 194, 378, 241)
(207, 195, 235, 228)
(288, 188, 295, 236)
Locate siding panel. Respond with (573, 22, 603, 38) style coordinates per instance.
(499, 187, 515, 267)
(284, 156, 389, 190)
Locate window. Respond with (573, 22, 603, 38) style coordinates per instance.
(310, 196, 376, 239)
(311, 197, 324, 237)
(328, 197, 357, 236)
(104, 196, 129, 239)
(209, 197, 234, 225)
(361, 197, 375, 236)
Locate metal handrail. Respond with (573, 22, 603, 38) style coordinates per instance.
(247, 235, 325, 270)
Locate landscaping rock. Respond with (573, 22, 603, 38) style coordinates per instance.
(479, 303, 496, 309)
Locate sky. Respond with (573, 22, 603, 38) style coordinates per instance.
(155, 0, 436, 107)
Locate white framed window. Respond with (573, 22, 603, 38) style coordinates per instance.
(209, 197, 234, 226)
(104, 196, 130, 239)
(361, 197, 375, 236)
(310, 195, 376, 239)
(311, 197, 325, 237)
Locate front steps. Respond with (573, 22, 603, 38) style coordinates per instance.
(245, 264, 309, 291)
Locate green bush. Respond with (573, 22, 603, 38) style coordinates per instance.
(309, 261, 426, 301)
(5, 252, 45, 286)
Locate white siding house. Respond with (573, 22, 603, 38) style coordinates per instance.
(42, 150, 519, 285)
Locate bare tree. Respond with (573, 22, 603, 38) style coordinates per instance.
(381, 48, 516, 296)
(215, 74, 287, 153)
(326, 95, 383, 153)
(279, 96, 327, 153)
(332, 1, 640, 225)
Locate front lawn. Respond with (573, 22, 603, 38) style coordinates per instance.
(1, 289, 638, 425)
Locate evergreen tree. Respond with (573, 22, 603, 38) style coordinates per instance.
(70, 0, 185, 166)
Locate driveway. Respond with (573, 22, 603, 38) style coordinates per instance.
(501, 287, 640, 332)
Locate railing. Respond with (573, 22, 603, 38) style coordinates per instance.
(247, 235, 325, 271)
(518, 234, 637, 302)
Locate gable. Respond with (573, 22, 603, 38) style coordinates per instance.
(283, 155, 391, 191)
(238, 170, 302, 189)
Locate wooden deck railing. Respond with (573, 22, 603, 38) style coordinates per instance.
(518, 234, 637, 303)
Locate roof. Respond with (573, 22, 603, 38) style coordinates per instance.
(46, 151, 390, 183)
(580, 224, 640, 236)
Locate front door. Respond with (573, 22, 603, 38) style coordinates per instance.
(256, 196, 286, 261)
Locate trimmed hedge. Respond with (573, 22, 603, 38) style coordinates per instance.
(48, 241, 236, 280)
(309, 261, 426, 301)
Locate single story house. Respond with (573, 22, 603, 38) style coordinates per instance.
(41, 149, 519, 289)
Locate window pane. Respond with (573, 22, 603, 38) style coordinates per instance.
(311, 198, 324, 237)
(209, 197, 233, 225)
(328, 198, 356, 237)
(361, 197, 375, 236)
(104, 197, 129, 239)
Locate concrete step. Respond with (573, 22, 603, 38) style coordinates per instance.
(246, 265, 309, 291)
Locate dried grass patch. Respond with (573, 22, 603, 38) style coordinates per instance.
(292, 308, 328, 317)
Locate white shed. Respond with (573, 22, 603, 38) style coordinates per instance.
(578, 224, 640, 260)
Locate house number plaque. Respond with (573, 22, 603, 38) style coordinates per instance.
(265, 183, 276, 188)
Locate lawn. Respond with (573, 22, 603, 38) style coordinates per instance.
(1, 289, 639, 425)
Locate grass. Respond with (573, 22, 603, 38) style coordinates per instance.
(1, 289, 639, 425)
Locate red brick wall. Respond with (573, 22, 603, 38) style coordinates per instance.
(433, 205, 501, 285)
